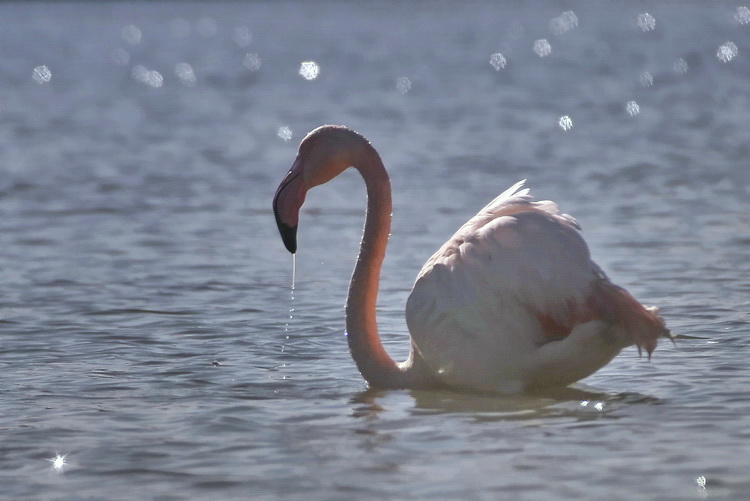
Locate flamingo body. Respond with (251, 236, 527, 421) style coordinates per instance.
(272, 125, 669, 393)
(406, 182, 632, 392)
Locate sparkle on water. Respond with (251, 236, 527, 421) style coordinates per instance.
(549, 10, 578, 36)
(32, 65, 52, 84)
(626, 100, 640, 116)
(175, 63, 196, 87)
(558, 115, 573, 131)
(489, 53, 507, 70)
(636, 12, 656, 32)
(243, 53, 262, 71)
(396, 76, 412, 94)
(47, 453, 67, 471)
(299, 61, 320, 80)
(717, 41, 738, 62)
(277, 126, 293, 141)
(533, 39, 551, 57)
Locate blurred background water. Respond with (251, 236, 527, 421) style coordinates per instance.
(1, 1, 750, 499)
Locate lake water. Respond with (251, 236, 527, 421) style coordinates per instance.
(2, 1, 750, 499)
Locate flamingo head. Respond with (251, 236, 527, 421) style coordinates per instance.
(272, 125, 371, 253)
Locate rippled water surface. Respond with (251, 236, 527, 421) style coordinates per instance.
(2, 1, 750, 499)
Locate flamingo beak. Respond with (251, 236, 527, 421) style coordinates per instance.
(273, 156, 307, 254)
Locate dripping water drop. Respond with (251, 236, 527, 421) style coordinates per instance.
(283, 254, 296, 348)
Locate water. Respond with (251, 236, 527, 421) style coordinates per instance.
(1, 1, 750, 499)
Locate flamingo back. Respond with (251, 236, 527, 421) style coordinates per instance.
(405, 181, 619, 392)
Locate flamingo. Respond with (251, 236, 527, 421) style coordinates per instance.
(272, 125, 671, 393)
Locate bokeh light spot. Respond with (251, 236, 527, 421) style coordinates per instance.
(121, 24, 142, 45)
(533, 39, 551, 57)
(735, 6, 750, 25)
(636, 13, 656, 32)
(639, 71, 654, 87)
(243, 53, 262, 71)
(489, 53, 507, 70)
(717, 41, 738, 62)
(673, 58, 688, 75)
(32, 65, 52, 84)
(550, 11, 578, 35)
(626, 100, 640, 116)
(278, 126, 293, 141)
(111, 48, 130, 66)
(559, 115, 573, 131)
(299, 61, 320, 80)
(396, 76, 412, 94)
(233, 26, 252, 47)
(175, 63, 196, 86)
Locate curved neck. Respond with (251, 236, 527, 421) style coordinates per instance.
(345, 148, 433, 389)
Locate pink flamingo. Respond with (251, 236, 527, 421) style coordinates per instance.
(273, 125, 671, 393)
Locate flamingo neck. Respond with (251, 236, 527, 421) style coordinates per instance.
(345, 149, 433, 389)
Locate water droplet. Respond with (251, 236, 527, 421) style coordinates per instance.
(243, 53, 262, 71)
(639, 71, 654, 87)
(32, 65, 52, 84)
(299, 61, 320, 80)
(111, 48, 130, 66)
(558, 115, 573, 131)
(717, 41, 738, 63)
(196, 17, 217, 38)
(673, 58, 688, 75)
(626, 100, 640, 116)
(277, 126, 293, 141)
(696, 475, 707, 489)
(232, 26, 252, 47)
(735, 6, 750, 25)
(121, 24, 142, 45)
(175, 63, 196, 86)
(533, 39, 551, 57)
(549, 10, 578, 35)
(489, 53, 507, 70)
(636, 12, 656, 32)
(396, 76, 412, 94)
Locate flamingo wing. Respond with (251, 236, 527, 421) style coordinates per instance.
(405, 181, 665, 392)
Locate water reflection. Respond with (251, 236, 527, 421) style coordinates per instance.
(349, 386, 658, 422)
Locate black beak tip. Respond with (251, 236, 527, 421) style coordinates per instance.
(278, 222, 298, 254)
